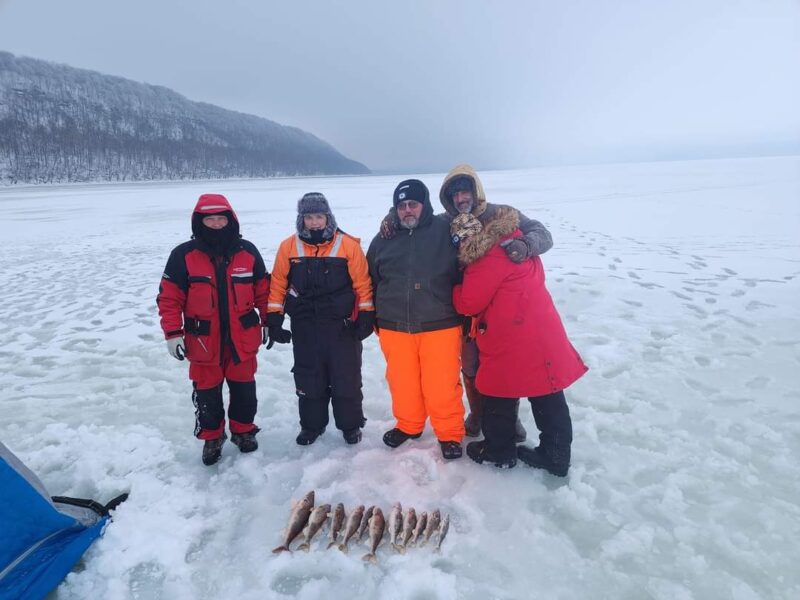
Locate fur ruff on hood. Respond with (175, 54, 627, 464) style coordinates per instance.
(440, 164, 487, 218)
(296, 192, 338, 241)
(457, 206, 519, 267)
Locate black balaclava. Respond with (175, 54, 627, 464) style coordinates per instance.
(193, 210, 238, 256)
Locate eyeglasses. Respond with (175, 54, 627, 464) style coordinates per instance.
(397, 200, 421, 211)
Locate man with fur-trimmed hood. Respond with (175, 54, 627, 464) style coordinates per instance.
(380, 164, 553, 440)
(267, 192, 374, 446)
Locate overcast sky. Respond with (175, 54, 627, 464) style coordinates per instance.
(1, 0, 798, 173)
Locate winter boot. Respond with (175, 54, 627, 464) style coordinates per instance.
(463, 375, 483, 437)
(525, 391, 572, 477)
(296, 427, 325, 446)
(382, 428, 422, 448)
(439, 441, 463, 460)
(202, 433, 227, 466)
(231, 426, 260, 453)
(343, 428, 362, 445)
(517, 445, 569, 477)
(514, 400, 527, 443)
(466, 440, 516, 469)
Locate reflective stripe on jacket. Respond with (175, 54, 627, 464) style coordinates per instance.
(268, 230, 373, 320)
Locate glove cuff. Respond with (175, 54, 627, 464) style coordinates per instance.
(266, 312, 285, 328)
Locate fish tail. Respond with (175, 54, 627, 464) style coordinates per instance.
(338, 543, 348, 553)
(327, 541, 337, 550)
(361, 553, 377, 563)
(298, 543, 310, 552)
(391, 543, 403, 553)
(271, 545, 290, 554)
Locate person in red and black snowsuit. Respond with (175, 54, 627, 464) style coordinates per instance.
(157, 194, 270, 466)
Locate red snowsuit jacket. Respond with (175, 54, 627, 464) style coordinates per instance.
(157, 194, 270, 366)
(453, 223, 587, 398)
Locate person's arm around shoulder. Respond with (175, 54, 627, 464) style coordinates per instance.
(515, 208, 553, 257)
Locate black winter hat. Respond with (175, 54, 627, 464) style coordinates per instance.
(393, 179, 428, 207)
(444, 175, 474, 198)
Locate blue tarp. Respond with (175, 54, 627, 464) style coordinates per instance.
(0, 442, 108, 600)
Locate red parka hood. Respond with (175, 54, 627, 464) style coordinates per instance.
(191, 193, 240, 239)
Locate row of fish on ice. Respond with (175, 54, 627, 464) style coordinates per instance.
(273, 491, 450, 562)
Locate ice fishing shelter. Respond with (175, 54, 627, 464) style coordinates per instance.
(0, 441, 126, 600)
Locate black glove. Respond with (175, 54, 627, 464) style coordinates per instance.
(353, 311, 376, 341)
(500, 238, 530, 263)
(379, 208, 398, 240)
(265, 313, 292, 349)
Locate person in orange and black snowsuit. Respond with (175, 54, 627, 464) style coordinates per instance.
(267, 193, 375, 446)
(157, 194, 270, 466)
(367, 179, 465, 460)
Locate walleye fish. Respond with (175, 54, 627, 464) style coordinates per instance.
(338, 504, 365, 553)
(434, 513, 450, 553)
(297, 503, 331, 552)
(361, 507, 386, 564)
(272, 490, 315, 554)
(421, 509, 441, 546)
(408, 510, 427, 548)
(398, 507, 417, 554)
(388, 502, 403, 551)
(357, 505, 375, 542)
(326, 503, 346, 549)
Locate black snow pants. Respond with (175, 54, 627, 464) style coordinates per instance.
(290, 318, 365, 433)
(192, 380, 257, 437)
(483, 390, 572, 465)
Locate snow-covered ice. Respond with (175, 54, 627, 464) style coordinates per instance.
(1, 156, 799, 599)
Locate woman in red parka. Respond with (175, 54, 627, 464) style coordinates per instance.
(451, 208, 587, 476)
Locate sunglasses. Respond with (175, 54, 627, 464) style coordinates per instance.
(396, 200, 421, 211)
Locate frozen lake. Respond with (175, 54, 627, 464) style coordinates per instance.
(1, 156, 799, 599)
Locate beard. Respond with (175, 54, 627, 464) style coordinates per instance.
(400, 215, 419, 229)
(455, 200, 473, 214)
